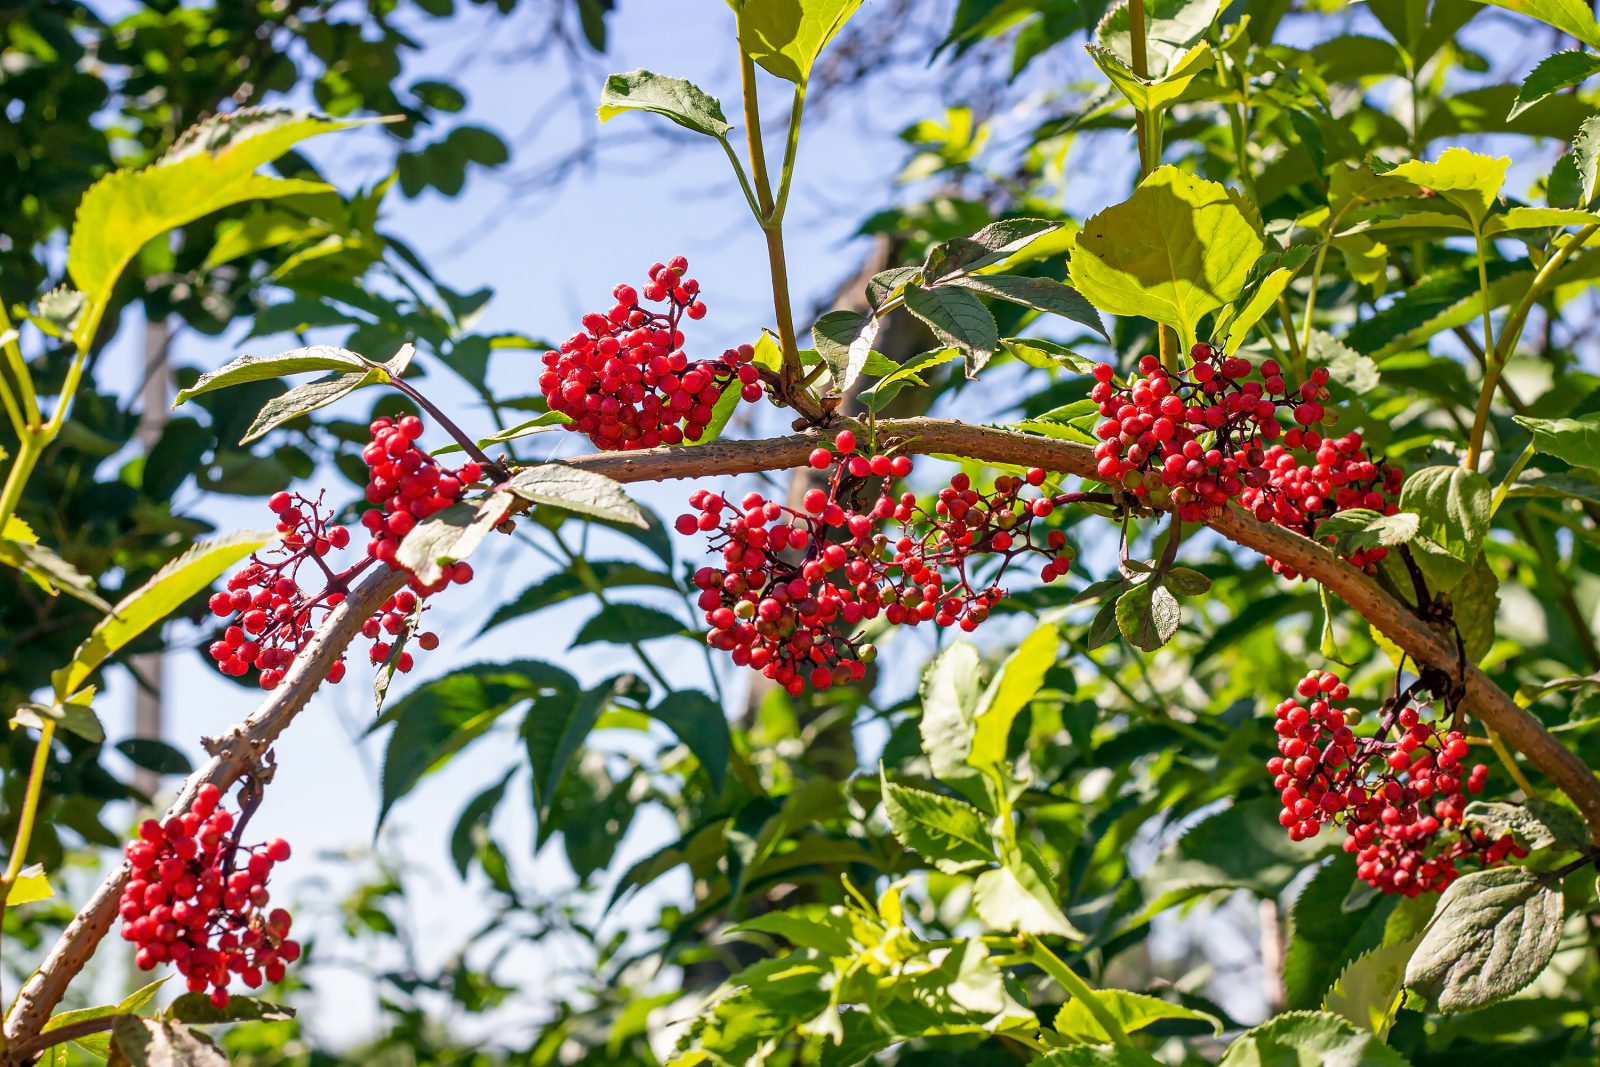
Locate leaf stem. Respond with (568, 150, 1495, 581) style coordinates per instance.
(1017, 935, 1130, 1044)
(0, 720, 58, 1007)
(1464, 223, 1598, 470)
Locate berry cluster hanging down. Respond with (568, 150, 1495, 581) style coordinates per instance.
(207, 416, 473, 689)
(677, 431, 1073, 694)
(1239, 432, 1406, 579)
(118, 784, 301, 1007)
(1266, 670, 1523, 895)
(1090, 345, 1329, 521)
(540, 257, 763, 450)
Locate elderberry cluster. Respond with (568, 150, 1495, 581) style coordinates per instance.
(208, 416, 467, 689)
(1239, 433, 1405, 579)
(541, 257, 763, 450)
(678, 431, 1072, 694)
(1090, 345, 1329, 521)
(118, 784, 301, 1008)
(1266, 670, 1522, 895)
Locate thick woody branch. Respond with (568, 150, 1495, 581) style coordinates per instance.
(7, 416, 1597, 1050)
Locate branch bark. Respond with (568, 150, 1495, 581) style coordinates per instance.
(7, 416, 1597, 1049)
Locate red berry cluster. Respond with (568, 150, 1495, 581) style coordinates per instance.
(1090, 345, 1329, 521)
(540, 257, 763, 450)
(677, 431, 1072, 694)
(208, 415, 469, 689)
(358, 414, 479, 593)
(1266, 670, 1522, 895)
(118, 784, 301, 1008)
(1239, 433, 1405, 579)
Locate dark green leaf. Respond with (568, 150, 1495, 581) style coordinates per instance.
(1116, 578, 1180, 651)
(115, 739, 192, 776)
(525, 674, 636, 827)
(1404, 867, 1564, 1012)
(648, 690, 732, 791)
(478, 561, 675, 636)
(597, 70, 732, 138)
(902, 284, 999, 375)
(570, 602, 685, 647)
(881, 773, 993, 872)
(945, 275, 1108, 338)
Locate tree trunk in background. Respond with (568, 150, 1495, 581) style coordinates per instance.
(131, 316, 173, 798)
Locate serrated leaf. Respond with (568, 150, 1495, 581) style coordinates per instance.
(0, 538, 114, 612)
(811, 309, 880, 392)
(12, 690, 102, 743)
(881, 774, 993, 873)
(1475, 0, 1600, 50)
(173, 346, 367, 406)
(1513, 412, 1600, 472)
(1218, 1010, 1411, 1066)
(68, 110, 361, 342)
(571, 602, 684, 647)
(919, 642, 984, 780)
(1306, 330, 1381, 394)
(1095, 0, 1222, 79)
(1116, 578, 1180, 652)
(503, 464, 647, 527)
(242, 370, 382, 443)
(1398, 466, 1491, 562)
(1087, 39, 1213, 112)
(1223, 267, 1293, 354)
(525, 674, 636, 827)
(395, 493, 512, 588)
(1575, 115, 1600, 206)
(925, 218, 1062, 279)
(111, 1017, 228, 1067)
(902, 285, 999, 375)
(861, 347, 961, 410)
(1053, 989, 1221, 1043)
(1404, 867, 1564, 1012)
(1001, 337, 1098, 373)
(1312, 509, 1420, 556)
(1462, 798, 1589, 851)
(597, 70, 732, 137)
(1070, 166, 1263, 348)
(944, 274, 1108, 339)
(973, 843, 1081, 938)
(58, 532, 273, 699)
(1322, 935, 1422, 1038)
(1086, 593, 1123, 650)
(1387, 148, 1508, 229)
(731, 0, 865, 83)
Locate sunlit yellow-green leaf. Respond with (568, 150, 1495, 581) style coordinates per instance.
(1386, 148, 1509, 229)
(1070, 166, 1263, 346)
(1474, 0, 1600, 49)
(729, 0, 865, 83)
(5, 864, 52, 906)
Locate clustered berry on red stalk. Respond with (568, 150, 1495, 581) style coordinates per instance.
(1090, 344, 1329, 521)
(208, 415, 470, 689)
(1266, 669, 1524, 896)
(540, 257, 763, 450)
(677, 430, 1073, 694)
(1239, 433, 1406, 579)
(118, 783, 301, 1008)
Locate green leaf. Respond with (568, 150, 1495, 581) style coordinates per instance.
(648, 690, 732, 791)
(377, 661, 577, 826)
(478, 561, 675, 635)
(1397, 466, 1491, 563)
(1312, 509, 1420, 556)
(944, 275, 1108, 339)
(57, 531, 272, 699)
(163, 993, 295, 1024)
(1161, 566, 1211, 597)
(970, 622, 1059, 771)
(1513, 412, 1600, 472)
(918, 641, 984, 780)
(476, 411, 571, 447)
(69, 111, 361, 342)
(1307, 329, 1381, 395)
(0, 538, 115, 612)
(116, 739, 193, 776)
(1217, 1010, 1412, 1067)
(1475, 0, 1600, 49)
(1451, 550, 1499, 664)
(902, 284, 999, 376)
(1283, 857, 1393, 1010)
(1053, 990, 1221, 1043)
(1116, 578, 1180, 652)
(1387, 148, 1508, 229)
(111, 1017, 228, 1067)
(1322, 936, 1422, 1038)
(862, 347, 962, 410)
(503, 463, 647, 527)
(730, 0, 865, 83)
(1143, 798, 1326, 905)
(1095, 0, 1222, 79)
(597, 70, 733, 138)
(571, 602, 685, 647)
(525, 674, 636, 827)
(1001, 337, 1098, 373)
(449, 770, 515, 877)
(927, 217, 1062, 278)
(974, 842, 1081, 938)
(1223, 267, 1294, 354)
(1070, 166, 1264, 347)
(242, 370, 384, 444)
(1575, 115, 1600, 206)
(811, 310, 880, 393)
(396, 494, 512, 588)
(12, 690, 103, 743)
(1404, 867, 1564, 1012)
(881, 773, 993, 873)
(172, 346, 367, 407)
(1088, 40, 1213, 113)
(5, 864, 52, 906)
(1033, 1048, 1166, 1067)
(1483, 205, 1600, 235)
(1462, 798, 1589, 851)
